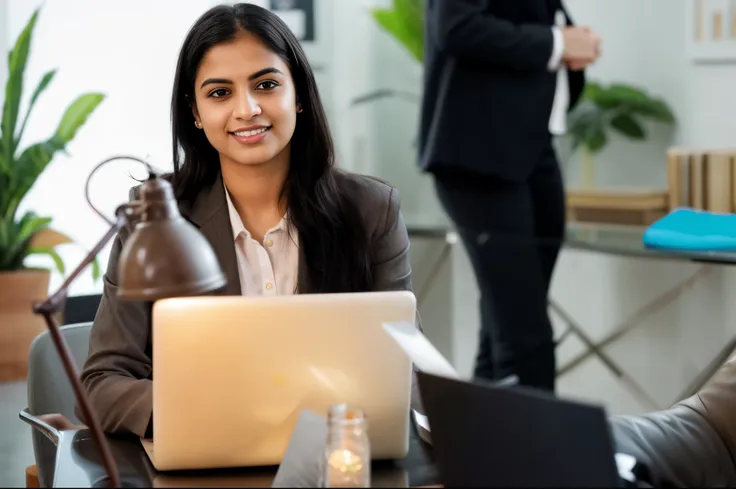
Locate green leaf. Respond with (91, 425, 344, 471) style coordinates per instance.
(393, 0, 424, 61)
(585, 129, 607, 153)
(16, 211, 51, 244)
(3, 93, 104, 219)
(610, 113, 646, 139)
(588, 83, 646, 110)
(26, 246, 65, 275)
(580, 81, 603, 102)
(33, 228, 102, 281)
(567, 100, 605, 149)
(90, 257, 101, 281)
(628, 98, 676, 124)
(370, 0, 424, 62)
(15, 69, 57, 149)
(1, 9, 39, 163)
(1, 212, 51, 270)
(54, 93, 105, 143)
(0, 218, 15, 268)
(4, 138, 65, 221)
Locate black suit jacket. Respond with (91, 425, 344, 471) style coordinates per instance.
(419, 0, 586, 182)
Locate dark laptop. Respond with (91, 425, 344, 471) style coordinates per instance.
(416, 371, 622, 488)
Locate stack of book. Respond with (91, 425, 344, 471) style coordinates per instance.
(566, 187, 670, 227)
(667, 148, 736, 214)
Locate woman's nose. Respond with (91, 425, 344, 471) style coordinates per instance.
(234, 92, 262, 120)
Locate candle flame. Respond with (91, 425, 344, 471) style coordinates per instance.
(328, 448, 364, 474)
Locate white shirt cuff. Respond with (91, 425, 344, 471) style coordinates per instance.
(547, 26, 564, 72)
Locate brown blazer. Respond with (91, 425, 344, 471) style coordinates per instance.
(78, 170, 425, 438)
(610, 356, 736, 486)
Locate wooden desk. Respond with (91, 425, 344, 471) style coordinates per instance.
(49, 423, 439, 487)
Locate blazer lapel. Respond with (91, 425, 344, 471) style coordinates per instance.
(545, 0, 561, 20)
(178, 173, 242, 296)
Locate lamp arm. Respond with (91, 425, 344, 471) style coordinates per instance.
(33, 205, 132, 489)
(42, 206, 134, 312)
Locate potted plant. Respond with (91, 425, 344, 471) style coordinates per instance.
(566, 81, 676, 188)
(0, 8, 104, 381)
(351, 0, 423, 107)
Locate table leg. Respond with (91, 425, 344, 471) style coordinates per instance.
(552, 266, 711, 410)
(411, 232, 458, 309)
(550, 299, 660, 410)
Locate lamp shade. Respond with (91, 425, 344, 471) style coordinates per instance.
(116, 176, 226, 301)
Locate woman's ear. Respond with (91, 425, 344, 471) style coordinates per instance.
(192, 104, 203, 129)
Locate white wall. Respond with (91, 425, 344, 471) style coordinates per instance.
(0, 1, 7, 87)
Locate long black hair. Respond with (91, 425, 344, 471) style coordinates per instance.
(170, 3, 372, 293)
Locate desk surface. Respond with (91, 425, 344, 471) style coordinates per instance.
(407, 221, 736, 265)
(565, 223, 736, 264)
(52, 424, 438, 488)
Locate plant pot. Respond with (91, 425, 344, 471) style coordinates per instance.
(580, 147, 596, 189)
(0, 269, 50, 382)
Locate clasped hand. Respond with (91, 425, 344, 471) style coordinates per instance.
(562, 26, 601, 71)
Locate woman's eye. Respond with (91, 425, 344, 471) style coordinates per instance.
(209, 88, 229, 98)
(257, 80, 279, 90)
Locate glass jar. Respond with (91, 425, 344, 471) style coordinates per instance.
(322, 404, 371, 488)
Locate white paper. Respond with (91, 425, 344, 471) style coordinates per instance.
(413, 410, 430, 431)
(382, 321, 459, 379)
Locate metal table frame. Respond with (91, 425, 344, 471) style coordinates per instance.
(407, 224, 736, 410)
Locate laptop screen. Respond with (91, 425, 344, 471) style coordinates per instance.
(417, 372, 622, 488)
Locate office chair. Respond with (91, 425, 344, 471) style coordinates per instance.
(19, 322, 92, 488)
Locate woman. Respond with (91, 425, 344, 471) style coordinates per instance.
(78, 3, 419, 438)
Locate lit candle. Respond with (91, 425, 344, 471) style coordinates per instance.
(325, 448, 367, 488)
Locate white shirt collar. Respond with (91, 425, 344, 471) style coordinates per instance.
(223, 182, 289, 242)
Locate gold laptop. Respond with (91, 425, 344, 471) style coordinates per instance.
(142, 291, 416, 471)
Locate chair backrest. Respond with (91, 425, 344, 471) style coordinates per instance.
(27, 322, 92, 488)
(27, 322, 92, 422)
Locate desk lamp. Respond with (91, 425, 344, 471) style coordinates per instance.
(32, 155, 227, 488)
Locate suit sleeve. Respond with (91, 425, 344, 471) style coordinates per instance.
(76, 190, 154, 438)
(433, 0, 556, 71)
(369, 187, 427, 420)
(609, 359, 736, 486)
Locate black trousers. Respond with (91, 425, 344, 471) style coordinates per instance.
(432, 143, 565, 392)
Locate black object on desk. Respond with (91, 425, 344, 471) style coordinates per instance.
(62, 294, 102, 325)
(49, 416, 438, 487)
(417, 371, 622, 488)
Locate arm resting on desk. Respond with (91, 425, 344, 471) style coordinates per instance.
(610, 359, 736, 486)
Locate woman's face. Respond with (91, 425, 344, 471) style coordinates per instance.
(192, 31, 298, 168)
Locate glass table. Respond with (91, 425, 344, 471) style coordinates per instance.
(406, 221, 736, 409)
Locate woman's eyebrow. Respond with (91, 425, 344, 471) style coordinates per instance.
(199, 68, 283, 89)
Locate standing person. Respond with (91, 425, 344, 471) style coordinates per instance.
(419, 0, 600, 391)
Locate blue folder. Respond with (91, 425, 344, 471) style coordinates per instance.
(643, 208, 736, 251)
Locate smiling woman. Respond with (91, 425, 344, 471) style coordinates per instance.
(76, 2, 424, 438)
